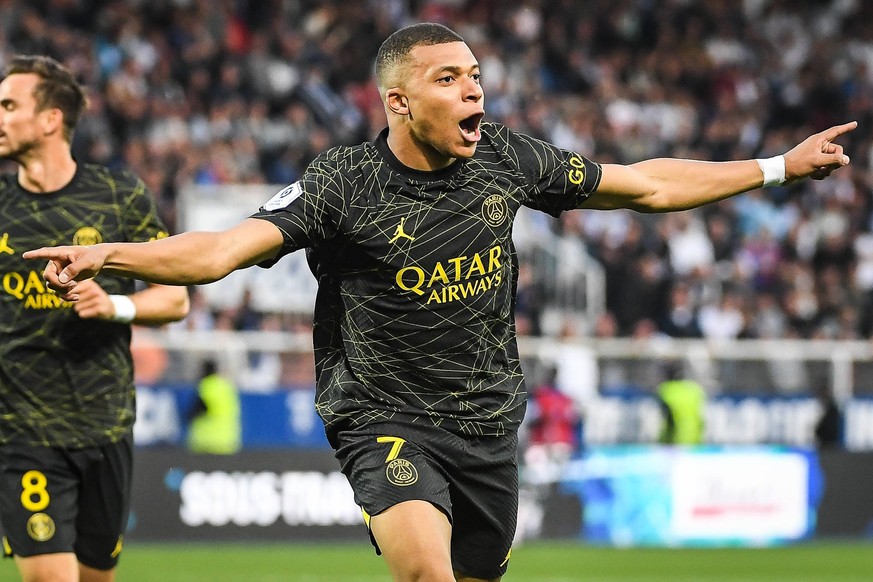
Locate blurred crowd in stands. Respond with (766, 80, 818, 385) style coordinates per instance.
(4, 0, 873, 344)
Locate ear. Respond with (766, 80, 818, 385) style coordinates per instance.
(385, 88, 410, 117)
(40, 108, 65, 137)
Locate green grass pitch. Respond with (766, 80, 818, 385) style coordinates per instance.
(3, 540, 871, 581)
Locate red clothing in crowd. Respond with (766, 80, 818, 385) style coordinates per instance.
(528, 384, 579, 449)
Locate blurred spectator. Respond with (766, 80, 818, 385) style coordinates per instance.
(659, 281, 703, 338)
(656, 361, 706, 445)
(526, 367, 581, 458)
(515, 261, 544, 336)
(187, 359, 242, 454)
(697, 287, 747, 340)
(814, 386, 843, 449)
(130, 326, 169, 385)
(665, 211, 715, 278)
(239, 314, 284, 393)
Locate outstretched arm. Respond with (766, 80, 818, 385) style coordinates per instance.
(72, 279, 190, 325)
(23, 218, 285, 300)
(585, 121, 857, 212)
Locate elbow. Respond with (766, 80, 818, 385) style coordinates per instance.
(166, 254, 236, 286)
(631, 188, 694, 214)
(197, 256, 240, 285)
(625, 194, 673, 214)
(138, 286, 192, 326)
(160, 287, 192, 324)
(192, 233, 254, 284)
(173, 289, 191, 321)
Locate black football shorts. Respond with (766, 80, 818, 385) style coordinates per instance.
(0, 435, 132, 570)
(333, 421, 518, 579)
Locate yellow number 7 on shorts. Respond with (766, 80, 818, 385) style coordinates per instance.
(376, 436, 406, 463)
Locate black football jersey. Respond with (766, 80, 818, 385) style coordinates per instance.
(0, 164, 168, 447)
(251, 122, 601, 440)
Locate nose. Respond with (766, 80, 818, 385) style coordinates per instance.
(464, 77, 483, 102)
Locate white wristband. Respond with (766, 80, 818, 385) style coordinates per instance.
(755, 155, 786, 187)
(109, 294, 137, 323)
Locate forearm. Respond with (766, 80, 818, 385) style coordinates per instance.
(129, 284, 190, 325)
(590, 121, 856, 212)
(624, 158, 764, 212)
(25, 218, 285, 298)
(102, 231, 239, 285)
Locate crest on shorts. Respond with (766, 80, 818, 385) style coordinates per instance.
(386, 458, 418, 487)
(482, 194, 507, 227)
(72, 226, 103, 246)
(27, 513, 55, 542)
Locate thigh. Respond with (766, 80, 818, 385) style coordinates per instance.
(0, 444, 79, 557)
(74, 436, 133, 571)
(369, 500, 455, 582)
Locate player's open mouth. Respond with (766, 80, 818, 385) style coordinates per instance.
(459, 113, 483, 143)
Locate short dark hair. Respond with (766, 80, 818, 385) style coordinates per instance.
(375, 22, 464, 90)
(2, 55, 88, 142)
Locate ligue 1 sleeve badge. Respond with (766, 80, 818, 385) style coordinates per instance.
(264, 182, 303, 211)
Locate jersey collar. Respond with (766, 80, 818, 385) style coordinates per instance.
(374, 128, 465, 183)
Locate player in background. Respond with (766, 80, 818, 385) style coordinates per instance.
(26, 24, 854, 582)
(0, 55, 189, 582)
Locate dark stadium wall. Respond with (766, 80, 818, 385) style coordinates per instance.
(815, 451, 873, 537)
(127, 448, 873, 543)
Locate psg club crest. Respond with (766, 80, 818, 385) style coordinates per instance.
(386, 458, 418, 487)
(482, 194, 508, 227)
(72, 226, 103, 245)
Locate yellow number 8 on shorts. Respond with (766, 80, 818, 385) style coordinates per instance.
(20, 470, 50, 512)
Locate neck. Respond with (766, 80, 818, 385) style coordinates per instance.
(386, 127, 455, 171)
(16, 143, 77, 193)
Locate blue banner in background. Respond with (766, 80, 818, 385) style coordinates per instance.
(243, 390, 329, 448)
(133, 384, 330, 449)
(558, 445, 823, 547)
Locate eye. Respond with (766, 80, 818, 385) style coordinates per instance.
(437, 75, 454, 84)
(472, 73, 482, 83)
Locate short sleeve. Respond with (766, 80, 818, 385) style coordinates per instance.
(508, 129, 602, 216)
(121, 172, 169, 242)
(248, 152, 343, 266)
